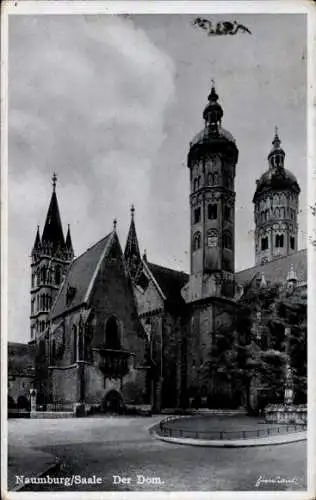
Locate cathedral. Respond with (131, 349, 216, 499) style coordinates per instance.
(8, 83, 307, 414)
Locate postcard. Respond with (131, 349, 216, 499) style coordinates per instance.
(1, 1, 315, 499)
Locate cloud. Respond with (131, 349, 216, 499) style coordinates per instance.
(8, 15, 176, 341)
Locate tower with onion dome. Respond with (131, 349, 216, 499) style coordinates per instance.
(253, 128, 300, 266)
(30, 174, 74, 342)
(182, 82, 239, 303)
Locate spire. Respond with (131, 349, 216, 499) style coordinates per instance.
(124, 204, 141, 278)
(268, 126, 285, 168)
(41, 174, 65, 252)
(31, 225, 41, 256)
(65, 224, 74, 259)
(203, 80, 223, 129)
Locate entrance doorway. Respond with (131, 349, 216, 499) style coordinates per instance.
(102, 390, 124, 414)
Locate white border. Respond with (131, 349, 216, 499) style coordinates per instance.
(1, 1, 315, 500)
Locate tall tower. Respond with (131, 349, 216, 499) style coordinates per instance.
(30, 174, 74, 341)
(253, 128, 300, 265)
(182, 83, 239, 302)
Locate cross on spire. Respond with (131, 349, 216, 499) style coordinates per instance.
(131, 204, 135, 219)
(52, 172, 57, 192)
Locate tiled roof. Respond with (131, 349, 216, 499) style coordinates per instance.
(50, 232, 114, 319)
(235, 249, 307, 288)
(147, 262, 189, 309)
(8, 342, 35, 376)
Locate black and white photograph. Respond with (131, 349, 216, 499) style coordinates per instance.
(2, 1, 315, 497)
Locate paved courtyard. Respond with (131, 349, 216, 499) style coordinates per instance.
(8, 416, 307, 492)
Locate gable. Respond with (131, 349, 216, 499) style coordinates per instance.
(50, 232, 114, 319)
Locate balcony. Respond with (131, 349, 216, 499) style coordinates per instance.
(93, 347, 133, 378)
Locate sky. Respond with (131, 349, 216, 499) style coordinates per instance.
(8, 13, 307, 343)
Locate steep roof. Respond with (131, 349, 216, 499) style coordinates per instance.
(50, 232, 114, 319)
(147, 262, 189, 309)
(235, 249, 307, 288)
(41, 190, 65, 250)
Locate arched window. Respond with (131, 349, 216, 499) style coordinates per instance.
(193, 179, 198, 191)
(265, 210, 269, 221)
(193, 232, 201, 251)
(105, 316, 121, 350)
(31, 273, 35, 288)
(261, 211, 264, 221)
(213, 172, 218, 184)
(208, 203, 217, 220)
(197, 176, 201, 188)
(223, 232, 232, 250)
(72, 325, 77, 363)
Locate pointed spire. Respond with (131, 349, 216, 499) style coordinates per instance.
(268, 126, 285, 168)
(272, 126, 281, 149)
(65, 224, 74, 259)
(124, 204, 141, 278)
(31, 225, 41, 256)
(113, 218, 117, 232)
(41, 175, 65, 253)
(143, 249, 147, 262)
(203, 79, 223, 128)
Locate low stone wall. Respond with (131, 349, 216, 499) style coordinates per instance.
(265, 404, 307, 425)
(31, 411, 74, 419)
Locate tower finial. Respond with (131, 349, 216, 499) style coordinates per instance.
(131, 204, 135, 219)
(113, 218, 117, 231)
(272, 126, 281, 148)
(52, 172, 57, 192)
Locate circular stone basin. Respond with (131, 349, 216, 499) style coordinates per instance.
(159, 416, 305, 440)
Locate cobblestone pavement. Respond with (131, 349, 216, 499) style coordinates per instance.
(8, 416, 307, 492)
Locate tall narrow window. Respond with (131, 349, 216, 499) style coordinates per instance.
(223, 232, 232, 250)
(194, 207, 201, 224)
(55, 266, 61, 285)
(105, 316, 121, 350)
(261, 237, 268, 251)
(208, 204, 217, 220)
(197, 176, 201, 188)
(279, 234, 284, 247)
(224, 206, 231, 221)
(290, 237, 295, 250)
(276, 234, 284, 248)
(193, 232, 201, 250)
(194, 179, 198, 191)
